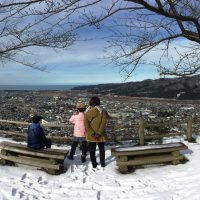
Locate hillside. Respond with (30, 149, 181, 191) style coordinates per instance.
(72, 75, 200, 100)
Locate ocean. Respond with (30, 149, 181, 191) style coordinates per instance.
(0, 85, 79, 91)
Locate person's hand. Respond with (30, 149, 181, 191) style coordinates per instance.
(91, 132, 101, 140)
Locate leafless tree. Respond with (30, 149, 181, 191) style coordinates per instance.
(81, 0, 200, 78)
(1, 0, 200, 77)
(0, 0, 100, 70)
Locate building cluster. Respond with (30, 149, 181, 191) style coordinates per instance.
(0, 90, 200, 140)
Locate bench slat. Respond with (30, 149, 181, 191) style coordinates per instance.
(0, 142, 68, 160)
(111, 142, 188, 156)
(0, 154, 61, 170)
(116, 154, 184, 166)
(0, 141, 68, 154)
(0, 146, 66, 160)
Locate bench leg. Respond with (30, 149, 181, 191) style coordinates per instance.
(171, 151, 181, 165)
(119, 165, 128, 173)
(46, 169, 57, 175)
(0, 158, 6, 165)
(116, 156, 128, 162)
(172, 160, 180, 165)
(0, 150, 16, 166)
(171, 151, 180, 157)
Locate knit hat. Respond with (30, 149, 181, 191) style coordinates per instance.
(32, 115, 43, 123)
(76, 102, 86, 109)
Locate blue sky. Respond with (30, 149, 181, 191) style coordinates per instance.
(0, 25, 160, 85)
(0, 41, 160, 85)
(0, 1, 186, 85)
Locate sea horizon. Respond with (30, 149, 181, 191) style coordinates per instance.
(0, 84, 85, 91)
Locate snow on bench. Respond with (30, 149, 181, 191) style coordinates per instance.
(0, 141, 69, 175)
(111, 142, 188, 173)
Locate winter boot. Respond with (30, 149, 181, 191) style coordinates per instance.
(81, 155, 86, 163)
(67, 155, 74, 160)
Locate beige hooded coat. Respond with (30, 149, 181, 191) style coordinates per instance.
(84, 106, 108, 142)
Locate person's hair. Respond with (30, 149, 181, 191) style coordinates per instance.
(77, 108, 86, 112)
(89, 96, 100, 107)
(32, 115, 43, 123)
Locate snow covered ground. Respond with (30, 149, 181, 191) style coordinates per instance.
(0, 136, 200, 200)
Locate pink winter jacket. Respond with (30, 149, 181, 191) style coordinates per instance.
(69, 112, 86, 137)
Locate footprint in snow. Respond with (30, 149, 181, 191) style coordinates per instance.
(37, 176, 42, 183)
(21, 173, 27, 181)
(12, 188, 17, 196)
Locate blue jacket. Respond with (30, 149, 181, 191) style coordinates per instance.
(27, 123, 47, 149)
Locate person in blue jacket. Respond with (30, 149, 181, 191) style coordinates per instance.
(27, 115, 51, 149)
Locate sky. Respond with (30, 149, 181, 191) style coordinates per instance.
(0, 40, 160, 85)
(0, 23, 161, 85)
(0, 1, 188, 85)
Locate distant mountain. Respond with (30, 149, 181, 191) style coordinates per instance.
(72, 75, 200, 100)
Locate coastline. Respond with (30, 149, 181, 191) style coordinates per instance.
(0, 85, 79, 91)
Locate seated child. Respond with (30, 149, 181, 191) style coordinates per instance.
(27, 115, 51, 149)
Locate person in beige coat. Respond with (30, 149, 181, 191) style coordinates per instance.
(84, 96, 108, 168)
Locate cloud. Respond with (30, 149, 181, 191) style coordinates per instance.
(1, 36, 192, 85)
(0, 38, 123, 85)
(27, 39, 106, 68)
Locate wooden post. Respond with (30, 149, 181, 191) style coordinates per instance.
(138, 118, 145, 146)
(187, 116, 193, 142)
(119, 165, 128, 173)
(0, 158, 6, 165)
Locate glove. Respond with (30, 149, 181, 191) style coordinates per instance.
(91, 132, 101, 140)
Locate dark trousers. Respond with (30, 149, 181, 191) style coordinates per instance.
(46, 139, 52, 148)
(89, 142, 105, 168)
(69, 141, 87, 157)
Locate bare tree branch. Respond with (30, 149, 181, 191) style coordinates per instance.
(83, 0, 200, 77)
(0, 0, 101, 69)
(1, 0, 200, 78)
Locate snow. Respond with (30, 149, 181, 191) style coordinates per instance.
(0, 136, 199, 200)
(114, 142, 183, 152)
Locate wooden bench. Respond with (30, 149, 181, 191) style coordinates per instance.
(0, 141, 69, 175)
(111, 142, 188, 173)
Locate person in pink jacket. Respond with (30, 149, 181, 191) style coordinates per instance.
(68, 102, 87, 163)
